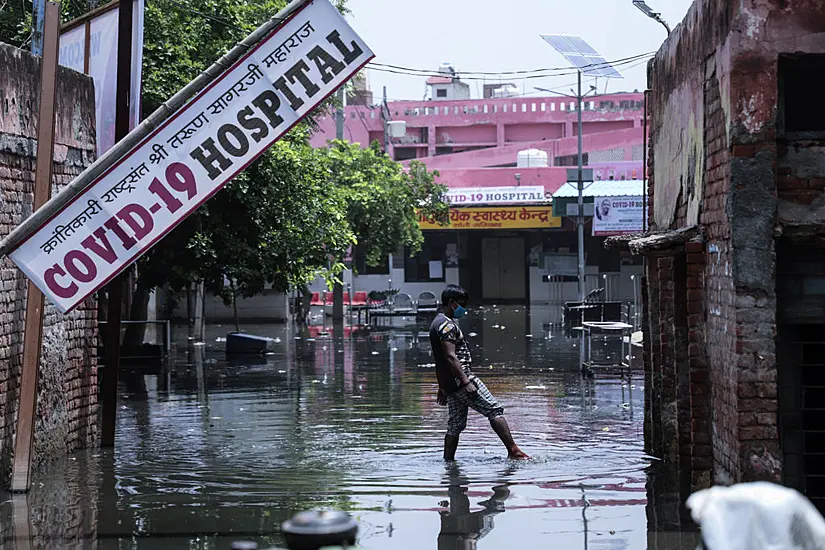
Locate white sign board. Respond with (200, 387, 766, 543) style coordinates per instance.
(446, 186, 547, 206)
(592, 195, 644, 236)
(565, 203, 594, 217)
(11, 0, 374, 313)
(59, 0, 145, 156)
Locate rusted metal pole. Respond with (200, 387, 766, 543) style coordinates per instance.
(101, 0, 134, 448)
(10, 0, 62, 493)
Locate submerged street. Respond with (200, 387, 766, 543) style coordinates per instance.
(4, 307, 698, 548)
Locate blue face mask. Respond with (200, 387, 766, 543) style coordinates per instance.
(453, 304, 467, 319)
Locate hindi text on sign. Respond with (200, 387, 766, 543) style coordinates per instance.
(419, 207, 561, 230)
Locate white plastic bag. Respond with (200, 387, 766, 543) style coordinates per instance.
(687, 482, 825, 550)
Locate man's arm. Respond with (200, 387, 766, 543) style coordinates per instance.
(441, 340, 475, 392)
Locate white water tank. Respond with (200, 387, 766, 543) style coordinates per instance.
(517, 149, 549, 168)
(388, 120, 406, 138)
(492, 85, 518, 98)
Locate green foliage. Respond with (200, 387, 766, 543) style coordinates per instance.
(0, 0, 92, 48)
(320, 140, 448, 269)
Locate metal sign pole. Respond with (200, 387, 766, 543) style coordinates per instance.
(102, 0, 134, 447)
(11, 0, 62, 493)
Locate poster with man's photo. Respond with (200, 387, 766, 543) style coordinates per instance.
(592, 196, 645, 236)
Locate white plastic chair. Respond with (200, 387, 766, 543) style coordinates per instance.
(393, 292, 414, 313)
(417, 291, 438, 313)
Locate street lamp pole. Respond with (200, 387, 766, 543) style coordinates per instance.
(333, 87, 346, 322)
(576, 71, 585, 302)
(535, 82, 591, 301)
(632, 0, 671, 35)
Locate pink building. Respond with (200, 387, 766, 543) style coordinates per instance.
(309, 75, 646, 305)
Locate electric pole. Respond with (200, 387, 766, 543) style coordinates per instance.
(332, 87, 346, 322)
(576, 70, 585, 302)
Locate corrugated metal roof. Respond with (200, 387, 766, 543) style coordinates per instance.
(551, 179, 643, 198)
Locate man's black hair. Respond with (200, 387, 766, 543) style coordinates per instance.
(442, 284, 470, 306)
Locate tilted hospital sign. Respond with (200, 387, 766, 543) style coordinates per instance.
(8, 0, 374, 313)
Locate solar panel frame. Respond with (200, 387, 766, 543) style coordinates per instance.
(540, 34, 624, 79)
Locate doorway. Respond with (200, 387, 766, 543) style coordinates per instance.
(481, 237, 526, 302)
(776, 237, 825, 513)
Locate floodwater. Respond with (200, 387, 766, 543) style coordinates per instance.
(3, 306, 700, 549)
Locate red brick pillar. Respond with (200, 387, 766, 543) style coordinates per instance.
(655, 255, 682, 528)
(686, 242, 712, 489)
(673, 254, 692, 501)
(645, 259, 662, 457)
(657, 255, 678, 467)
(736, 295, 781, 482)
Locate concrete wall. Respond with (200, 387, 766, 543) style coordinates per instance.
(168, 289, 290, 323)
(0, 44, 99, 479)
(309, 267, 458, 306)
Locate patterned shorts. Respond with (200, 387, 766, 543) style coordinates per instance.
(447, 376, 505, 437)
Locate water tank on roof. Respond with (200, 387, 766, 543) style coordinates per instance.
(437, 62, 457, 77)
(493, 85, 518, 99)
(517, 149, 548, 168)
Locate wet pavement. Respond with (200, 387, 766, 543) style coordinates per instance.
(4, 306, 701, 549)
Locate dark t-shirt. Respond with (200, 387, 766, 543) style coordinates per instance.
(429, 312, 473, 394)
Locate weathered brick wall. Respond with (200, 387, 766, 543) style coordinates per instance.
(0, 43, 98, 480)
(647, 0, 825, 490)
(646, 0, 741, 487)
(700, 55, 739, 485)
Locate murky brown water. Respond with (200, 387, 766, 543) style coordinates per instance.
(2, 306, 700, 549)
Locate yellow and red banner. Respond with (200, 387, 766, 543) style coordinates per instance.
(419, 206, 561, 230)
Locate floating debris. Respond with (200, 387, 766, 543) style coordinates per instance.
(525, 385, 547, 390)
(525, 334, 533, 338)
(194, 342, 205, 346)
(274, 337, 282, 344)
(492, 325, 500, 329)
(468, 332, 478, 337)
(371, 351, 379, 355)
(278, 370, 286, 374)
(215, 337, 226, 343)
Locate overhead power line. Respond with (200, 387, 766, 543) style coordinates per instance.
(366, 54, 654, 82)
(366, 52, 654, 78)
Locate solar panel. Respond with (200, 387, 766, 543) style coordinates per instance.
(541, 34, 624, 79)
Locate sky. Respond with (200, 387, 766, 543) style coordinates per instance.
(344, 0, 695, 102)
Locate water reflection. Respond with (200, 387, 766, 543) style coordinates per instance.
(0, 306, 702, 549)
(437, 463, 510, 550)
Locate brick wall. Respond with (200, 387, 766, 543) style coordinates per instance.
(644, 0, 825, 491)
(0, 44, 98, 480)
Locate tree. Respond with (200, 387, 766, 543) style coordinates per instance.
(320, 140, 449, 270)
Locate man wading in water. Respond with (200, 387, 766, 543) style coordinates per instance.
(430, 285, 529, 461)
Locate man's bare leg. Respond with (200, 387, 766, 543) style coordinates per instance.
(490, 417, 530, 459)
(444, 435, 460, 461)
